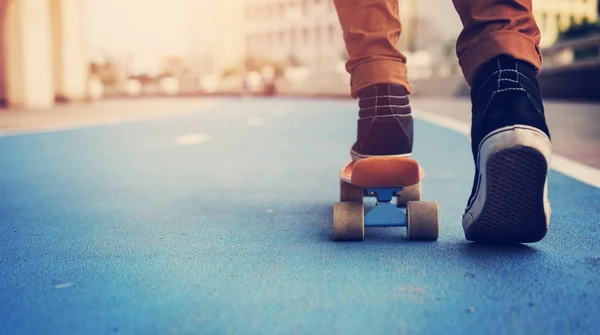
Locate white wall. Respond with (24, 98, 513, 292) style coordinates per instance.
(51, 0, 88, 101)
(5, 0, 55, 109)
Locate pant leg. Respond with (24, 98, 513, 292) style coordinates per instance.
(333, 0, 410, 98)
(453, 0, 542, 86)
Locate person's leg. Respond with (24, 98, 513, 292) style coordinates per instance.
(454, 0, 542, 85)
(454, 0, 552, 243)
(333, 0, 413, 160)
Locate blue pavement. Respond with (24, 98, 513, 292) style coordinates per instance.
(1, 97, 599, 335)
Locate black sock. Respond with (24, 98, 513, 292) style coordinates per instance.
(357, 83, 411, 118)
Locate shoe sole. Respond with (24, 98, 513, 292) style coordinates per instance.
(463, 126, 551, 243)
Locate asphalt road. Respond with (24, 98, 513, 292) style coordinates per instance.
(1, 97, 599, 335)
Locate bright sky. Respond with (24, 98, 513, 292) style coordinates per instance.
(83, 0, 462, 72)
(84, 0, 189, 66)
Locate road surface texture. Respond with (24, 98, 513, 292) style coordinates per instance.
(413, 97, 600, 169)
(1, 97, 599, 335)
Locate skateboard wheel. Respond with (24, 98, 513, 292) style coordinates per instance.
(340, 180, 364, 203)
(333, 202, 364, 241)
(406, 201, 439, 241)
(396, 182, 421, 206)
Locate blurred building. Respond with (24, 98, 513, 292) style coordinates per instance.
(399, 0, 418, 52)
(243, 0, 341, 69)
(243, 0, 418, 70)
(185, 0, 246, 76)
(0, 0, 88, 109)
(534, 0, 599, 47)
(0, 0, 6, 107)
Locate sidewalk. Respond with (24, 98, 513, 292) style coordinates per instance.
(413, 97, 600, 169)
(0, 97, 216, 135)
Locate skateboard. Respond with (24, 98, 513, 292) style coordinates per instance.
(333, 156, 439, 241)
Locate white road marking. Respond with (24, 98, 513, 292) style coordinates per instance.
(413, 108, 600, 189)
(175, 133, 212, 145)
(56, 283, 74, 289)
(247, 117, 264, 127)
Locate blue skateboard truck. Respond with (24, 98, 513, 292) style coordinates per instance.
(333, 185, 439, 241)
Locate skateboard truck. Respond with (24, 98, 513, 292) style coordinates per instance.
(363, 188, 408, 228)
(334, 157, 439, 242)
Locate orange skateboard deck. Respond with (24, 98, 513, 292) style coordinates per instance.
(339, 156, 425, 188)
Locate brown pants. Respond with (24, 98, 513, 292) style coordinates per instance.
(333, 0, 542, 97)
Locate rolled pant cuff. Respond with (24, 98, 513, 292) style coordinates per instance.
(350, 60, 412, 98)
(459, 31, 542, 87)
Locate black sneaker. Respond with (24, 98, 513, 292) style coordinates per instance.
(350, 83, 413, 160)
(463, 56, 552, 243)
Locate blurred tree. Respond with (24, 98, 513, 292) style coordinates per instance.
(157, 70, 174, 80)
(245, 57, 263, 72)
(412, 15, 444, 51)
(288, 53, 303, 67)
(270, 62, 285, 78)
(442, 38, 456, 60)
(557, 18, 600, 42)
(90, 61, 120, 87)
(557, 19, 600, 61)
(221, 68, 238, 78)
